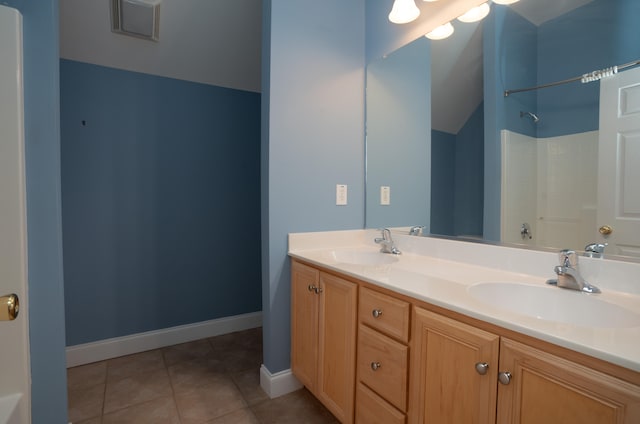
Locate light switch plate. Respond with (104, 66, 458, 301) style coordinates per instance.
(336, 184, 347, 205)
(380, 186, 390, 205)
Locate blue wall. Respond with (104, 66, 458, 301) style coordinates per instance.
(60, 60, 262, 345)
(430, 130, 455, 235)
(262, 0, 365, 374)
(2, 0, 68, 422)
(454, 103, 484, 236)
(431, 103, 484, 237)
(366, 37, 430, 230)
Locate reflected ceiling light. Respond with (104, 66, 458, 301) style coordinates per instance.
(389, 0, 420, 24)
(493, 0, 520, 4)
(425, 22, 454, 40)
(457, 2, 490, 23)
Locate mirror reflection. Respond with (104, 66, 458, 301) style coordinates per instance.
(365, 0, 640, 260)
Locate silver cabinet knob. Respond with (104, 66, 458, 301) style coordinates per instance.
(498, 371, 512, 385)
(370, 362, 381, 371)
(307, 285, 322, 294)
(475, 362, 489, 375)
(372, 309, 383, 318)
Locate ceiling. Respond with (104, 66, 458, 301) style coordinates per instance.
(59, 0, 262, 93)
(431, 0, 595, 134)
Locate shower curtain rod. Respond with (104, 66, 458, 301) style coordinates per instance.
(503, 59, 640, 97)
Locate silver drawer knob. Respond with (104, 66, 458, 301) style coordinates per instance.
(370, 362, 381, 371)
(475, 362, 489, 375)
(372, 309, 383, 318)
(498, 371, 512, 385)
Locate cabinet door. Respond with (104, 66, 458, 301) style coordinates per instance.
(409, 308, 499, 424)
(497, 338, 640, 424)
(291, 261, 319, 391)
(318, 272, 358, 424)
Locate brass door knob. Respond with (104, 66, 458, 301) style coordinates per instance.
(599, 225, 613, 235)
(1, 293, 19, 321)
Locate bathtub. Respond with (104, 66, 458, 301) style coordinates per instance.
(0, 394, 23, 424)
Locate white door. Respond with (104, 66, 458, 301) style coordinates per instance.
(0, 5, 31, 423)
(598, 66, 640, 257)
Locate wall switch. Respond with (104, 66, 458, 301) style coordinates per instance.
(336, 184, 348, 205)
(380, 186, 390, 205)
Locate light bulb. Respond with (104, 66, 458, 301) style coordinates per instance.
(388, 0, 420, 24)
(493, 0, 519, 4)
(425, 22, 454, 40)
(457, 2, 490, 23)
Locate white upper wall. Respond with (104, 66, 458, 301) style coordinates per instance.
(60, 0, 262, 93)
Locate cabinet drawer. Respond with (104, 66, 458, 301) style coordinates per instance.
(357, 325, 408, 412)
(359, 286, 410, 343)
(355, 382, 405, 424)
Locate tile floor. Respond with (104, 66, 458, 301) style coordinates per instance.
(67, 328, 339, 424)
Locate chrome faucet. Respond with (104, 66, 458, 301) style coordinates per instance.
(547, 249, 600, 293)
(409, 225, 425, 236)
(584, 242, 607, 258)
(375, 228, 401, 255)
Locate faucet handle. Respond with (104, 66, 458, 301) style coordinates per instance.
(585, 242, 607, 256)
(559, 249, 578, 268)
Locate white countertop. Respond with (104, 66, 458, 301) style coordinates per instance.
(288, 229, 640, 373)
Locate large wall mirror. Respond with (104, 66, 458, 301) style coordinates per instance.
(366, 0, 640, 260)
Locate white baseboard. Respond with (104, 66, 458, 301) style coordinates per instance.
(66, 311, 262, 368)
(259, 364, 303, 399)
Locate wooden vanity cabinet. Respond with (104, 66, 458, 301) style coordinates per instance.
(291, 261, 357, 424)
(292, 261, 640, 424)
(409, 307, 640, 424)
(497, 338, 640, 424)
(409, 307, 500, 424)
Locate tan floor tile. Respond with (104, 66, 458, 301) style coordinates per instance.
(207, 345, 262, 374)
(162, 339, 214, 367)
(68, 383, 105, 423)
(103, 368, 173, 414)
(251, 389, 339, 424)
(205, 407, 260, 424)
(230, 369, 268, 406)
(102, 396, 180, 424)
(209, 328, 262, 352)
(174, 378, 247, 424)
(106, 349, 165, 382)
(68, 361, 107, 391)
(168, 358, 228, 394)
(74, 416, 103, 424)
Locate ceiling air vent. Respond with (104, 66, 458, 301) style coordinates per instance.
(111, 0, 161, 42)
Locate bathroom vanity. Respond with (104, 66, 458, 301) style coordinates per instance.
(289, 230, 640, 424)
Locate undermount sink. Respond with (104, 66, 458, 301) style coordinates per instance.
(468, 282, 640, 328)
(329, 249, 399, 266)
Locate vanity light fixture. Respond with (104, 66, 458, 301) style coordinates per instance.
(492, 0, 519, 4)
(457, 2, 490, 23)
(388, 0, 420, 24)
(425, 22, 454, 40)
